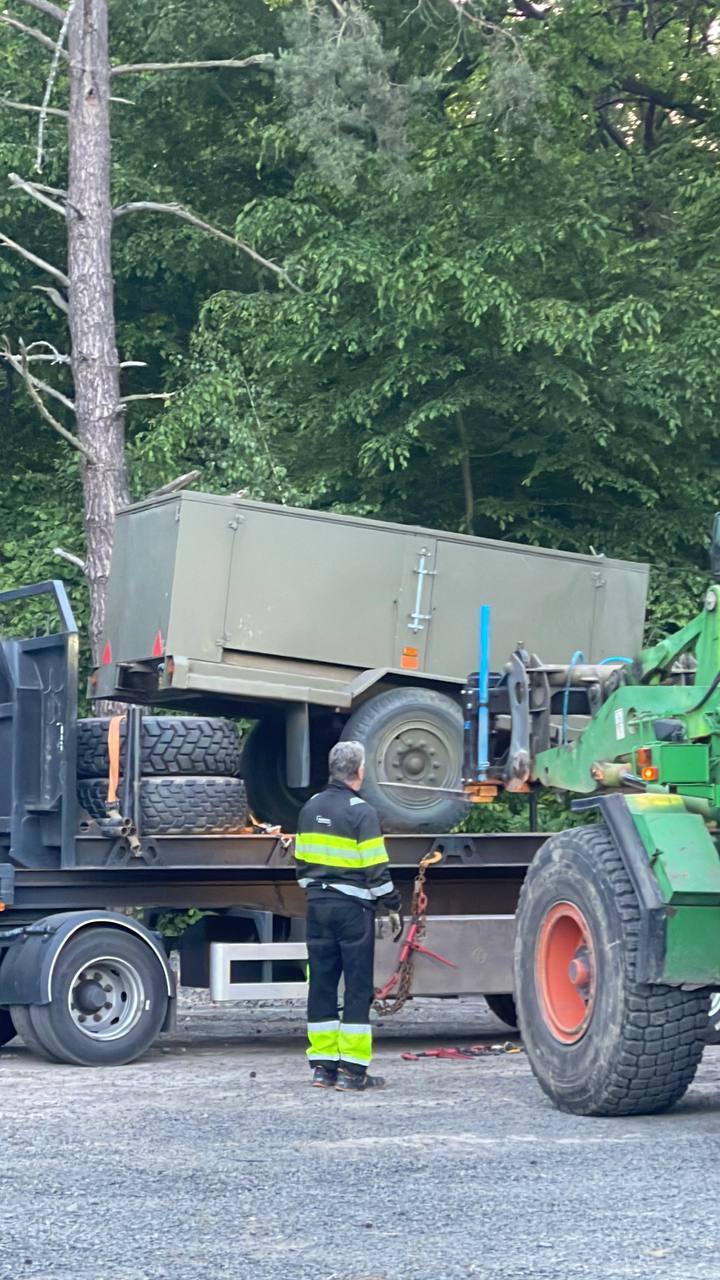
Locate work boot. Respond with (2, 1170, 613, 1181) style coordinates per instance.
(335, 1067, 388, 1092)
(311, 1065, 338, 1089)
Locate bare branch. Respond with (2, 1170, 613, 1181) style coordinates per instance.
(112, 200, 301, 291)
(17, 0, 66, 22)
(0, 97, 68, 118)
(36, 0, 73, 172)
(120, 359, 148, 369)
(0, 231, 69, 286)
(111, 53, 274, 78)
(512, 0, 549, 16)
(147, 470, 202, 498)
(9, 171, 65, 215)
(1, 338, 93, 461)
(53, 546, 86, 571)
(119, 391, 175, 403)
(0, 12, 69, 56)
(32, 283, 68, 313)
(1, 339, 75, 409)
(23, 340, 69, 363)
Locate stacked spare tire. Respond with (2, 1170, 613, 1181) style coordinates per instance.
(76, 716, 248, 834)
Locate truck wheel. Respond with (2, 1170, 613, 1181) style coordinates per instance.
(77, 716, 242, 779)
(341, 688, 465, 832)
(78, 776, 248, 834)
(241, 718, 311, 831)
(706, 993, 720, 1044)
(23, 927, 169, 1066)
(10, 1004, 59, 1060)
(484, 994, 518, 1030)
(514, 824, 710, 1117)
(0, 1008, 16, 1047)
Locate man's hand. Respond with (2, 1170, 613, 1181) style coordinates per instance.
(388, 910, 404, 942)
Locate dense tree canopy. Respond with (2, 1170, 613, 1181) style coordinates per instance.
(1, 0, 719, 652)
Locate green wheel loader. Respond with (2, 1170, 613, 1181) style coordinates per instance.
(463, 515, 720, 1116)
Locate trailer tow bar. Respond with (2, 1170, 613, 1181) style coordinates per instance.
(374, 849, 456, 1016)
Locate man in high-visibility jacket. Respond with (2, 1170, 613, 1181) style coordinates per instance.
(295, 740, 403, 1092)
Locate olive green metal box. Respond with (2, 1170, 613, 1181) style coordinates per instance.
(94, 492, 649, 709)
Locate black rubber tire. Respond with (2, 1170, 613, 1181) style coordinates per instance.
(241, 718, 313, 832)
(341, 687, 465, 832)
(10, 1004, 59, 1060)
(78, 776, 248, 835)
(76, 716, 242, 780)
(705, 993, 720, 1044)
(514, 824, 710, 1117)
(484, 994, 518, 1030)
(0, 1008, 16, 1047)
(24, 927, 169, 1067)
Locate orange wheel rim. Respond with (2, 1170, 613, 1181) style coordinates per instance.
(536, 902, 595, 1044)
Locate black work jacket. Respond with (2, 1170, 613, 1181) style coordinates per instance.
(295, 781, 400, 909)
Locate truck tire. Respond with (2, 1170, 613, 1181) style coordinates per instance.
(484, 994, 518, 1030)
(22, 927, 169, 1066)
(0, 1008, 16, 1047)
(514, 824, 710, 1117)
(241, 718, 312, 831)
(10, 1004, 58, 1060)
(341, 687, 465, 832)
(78, 776, 248, 835)
(76, 716, 242, 779)
(706, 993, 720, 1044)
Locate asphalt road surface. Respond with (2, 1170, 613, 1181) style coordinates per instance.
(2, 996, 720, 1280)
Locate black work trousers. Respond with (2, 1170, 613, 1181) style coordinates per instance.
(305, 892, 375, 1075)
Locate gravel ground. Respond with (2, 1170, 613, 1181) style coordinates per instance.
(2, 995, 720, 1280)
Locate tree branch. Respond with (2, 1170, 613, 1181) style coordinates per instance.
(53, 546, 86, 571)
(119, 391, 175, 403)
(112, 200, 301, 292)
(17, 0, 66, 22)
(32, 283, 68, 313)
(35, 0, 73, 172)
(9, 171, 65, 215)
(0, 97, 68, 118)
(598, 110, 630, 150)
(1, 338, 93, 461)
(0, 12, 69, 56)
(1, 342, 75, 410)
(0, 231, 69, 286)
(513, 0, 550, 17)
(620, 76, 707, 122)
(111, 53, 274, 78)
(147, 470, 201, 498)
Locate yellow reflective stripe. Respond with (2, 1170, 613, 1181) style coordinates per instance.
(362, 851, 389, 867)
(307, 1022, 340, 1061)
(338, 1022, 372, 1066)
(296, 832, 357, 852)
(296, 850, 367, 868)
(358, 836, 386, 854)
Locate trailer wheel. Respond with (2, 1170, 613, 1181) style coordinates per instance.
(484, 994, 518, 1030)
(0, 1008, 16, 1047)
(706, 993, 720, 1044)
(77, 716, 242, 779)
(341, 687, 465, 832)
(10, 1004, 58, 1060)
(23, 927, 169, 1067)
(78, 775, 248, 834)
(514, 824, 710, 1117)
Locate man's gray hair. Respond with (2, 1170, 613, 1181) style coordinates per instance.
(329, 740, 365, 783)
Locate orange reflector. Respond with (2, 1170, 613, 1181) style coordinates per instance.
(636, 747, 652, 767)
(641, 766, 659, 782)
(0, 902, 5, 912)
(400, 646, 419, 670)
(101, 641, 112, 665)
(152, 630, 164, 658)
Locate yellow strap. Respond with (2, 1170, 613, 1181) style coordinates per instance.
(106, 714, 125, 805)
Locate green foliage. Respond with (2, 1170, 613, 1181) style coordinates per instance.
(1, 0, 719, 667)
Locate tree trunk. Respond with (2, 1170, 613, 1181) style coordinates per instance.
(456, 410, 475, 535)
(66, 0, 128, 663)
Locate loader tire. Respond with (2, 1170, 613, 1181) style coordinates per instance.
(341, 687, 465, 832)
(0, 1008, 16, 1047)
(78, 776, 248, 835)
(76, 716, 242, 780)
(514, 824, 709, 1117)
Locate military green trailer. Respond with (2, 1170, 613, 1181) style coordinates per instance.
(92, 492, 648, 831)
